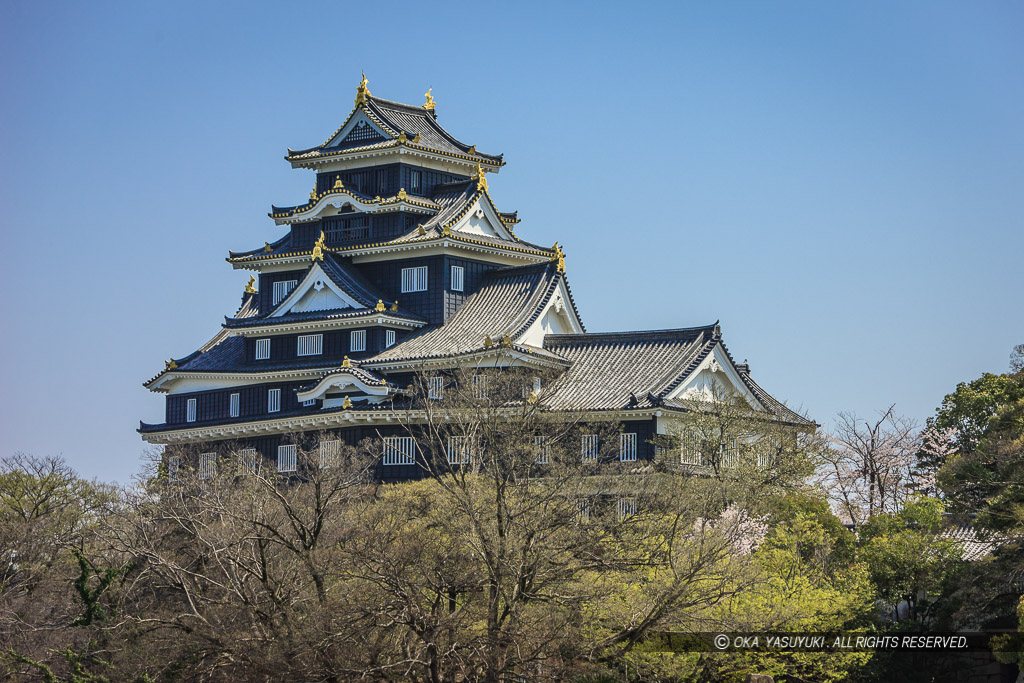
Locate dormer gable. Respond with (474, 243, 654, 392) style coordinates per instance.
(516, 279, 585, 347)
(270, 262, 366, 316)
(325, 110, 392, 149)
(450, 194, 517, 241)
(666, 343, 767, 412)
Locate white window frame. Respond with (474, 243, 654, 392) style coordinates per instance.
(297, 333, 323, 357)
(385, 329, 396, 348)
(620, 433, 637, 462)
(679, 430, 701, 466)
(428, 376, 444, 400)
(255, 338, 271, 360)
(167, 455, 180, 481)
(186, 398, 197, 423)
(268, 388, 281, 413)
(382, 436, 416, 465)
(447, 436, 473, 465)
(473, 374, 487, 399)
(400, 266, 428, 293)
(199, 453, 216, 480)
(533, 436, 550, 464)
(577, 497, 591, 522)
(720, 439, 740, 468)
(302, 398, 317, 407)
(617, 497, 637, 520)
(238, 448, 259, 475)
(277, 444, 297, 473)
(229, 392, 240, 418)
(451, 265, 464, 292)
(350, 329, 366, 353)
(319, 439, 341, 468)
(581, 434, 598, 462)
(272, 279, 297, 306)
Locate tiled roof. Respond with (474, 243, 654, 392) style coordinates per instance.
(542, 327, 717, 411)
(297, 362, 393, 393)
(225, 307, 426, 329)
(366, 261, 574, 365)
(286, 94, 503, 165)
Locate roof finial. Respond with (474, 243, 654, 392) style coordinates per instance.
(474, 163, 488, 192)
(390, 300, 398, 312)
(551, 242, 565, 273)
(333, 175, 344, 190)
(397, 187, 408, 200)
(342, 355, 352, 368)
(483, 334, 494, 348)
(311, 231, 325, 262)
(423, 87, 435, 111)
(501, 333, 512, 346)
(264, 242, 273, 253)
(397, 131, 407, 144)
(342, 396, 353, 409)
(165, 358, 177, 370)
(355, 72, 370, 106)
(244, 275, 257, 294)
(375, 299, 385, 312)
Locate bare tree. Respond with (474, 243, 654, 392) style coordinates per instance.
(818, 406, 920, 524)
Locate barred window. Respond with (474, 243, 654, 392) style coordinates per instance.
(721, 439, 739, 468)
(319, 440, 341, 468)
(297, 333, 323, 356)
(350, 329, 366, 352)
(400, 266, 428, 293)
(199, 453, 216, 480)
(620, 433, 637, 462)
(167, 455, 180, 481)
(186, 398, 197, 423)
(473, 374, 487, 399)
(272, 279, 297, 306)
(382, 436, 416, 465)
(577, 498, 591, 522)
(581, 434, 598, 462)
(268, 388, 281, 413)
(447, 436, 472, 465)
(617, 497, 637, 520)
(229, 392, 240, 418)
(385, 329, 396, 348)
(255, 338, 271, 360)
(410, 169, 421, 192)
(277, 444, 297, 473)
(302, 397, 317, 407)
(238, 448, 259, 475)
(429, 376, 443, 400)
(679, 430, 701, 466)
(451, 265, 464, 292)
(533, 436, 550, 464)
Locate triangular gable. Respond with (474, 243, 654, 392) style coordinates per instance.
(666, 343, 767, 412)
(270, 262, 366, 317)
(450, 194, 517, 241)
(326, 110, 393, 148)
(517, 279, 585, 347)
(296, 371, 392, 403)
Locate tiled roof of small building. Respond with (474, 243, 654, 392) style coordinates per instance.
(297, 362, 393, 393)
(366, 261, 577, 365)
(286, 93, 503, 165)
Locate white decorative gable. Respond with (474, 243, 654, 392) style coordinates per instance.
(271, 263, 364, 317)
(668, 344, 765, 411)
(451, 196, 516, 240)
(325, 111, 391, 148)
(517, 280, 584, 347)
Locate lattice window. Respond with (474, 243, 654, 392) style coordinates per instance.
(302, 398, 317, 407)
(679, 430, 702, 466)
(721, 439, 740, 468)
(401, 266, 428, 293)
(447, 436, 472, 465)
(230, 393, 240, 418)
(272, 280, 297, 306)
(238, 448, 259, 475)
(268, 388, 281, 413)
(620, 433, 638, 462)
(473, 375, 487, 399)
(319, 440, 341, 468)
(451, 265, 464, 292)
(350, 330, 366, 352)
(341, 120, 385, 146)
(167, 456, 180, 481)
(577, 498, 591, 522)
(199, 453, 216, 480)
(429, 376, 443, 400)
(385, 329, 396, 348)
(617, 497, 637, 520)
(297, 333, 323, 357)
(186, 398, 197, 423)
(255, 338, 271, 360)
(581, 434, 598, 462)
(410, 169, 421, 192)
(277, 444, 297, 473)
(382, 436, 416, 465)
(533, 436, 550, 464)
(323, 215, 370, 243)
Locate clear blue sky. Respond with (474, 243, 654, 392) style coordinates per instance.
(1, 2, 1021, 484)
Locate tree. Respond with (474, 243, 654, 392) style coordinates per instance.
(817, 406, 920, 524)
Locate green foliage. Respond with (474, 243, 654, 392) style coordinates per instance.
(70, 549, 131, 626)
(928, 372, 1023, 456)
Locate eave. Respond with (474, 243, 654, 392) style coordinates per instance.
(225, 312, 427, 337)
(146, 367, 334, 394)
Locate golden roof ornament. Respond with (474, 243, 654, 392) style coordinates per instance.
(468, 144, 477, 154)
(397, 187, 408, 200)
(501, 333, 512, 346)
(264, 242, 273, 253)
(375, 299, 385, 312)
(165, 358, 178, 370)
(342, 396, 353, 409)
(527, 390, 539, 404)
(474, 163, 488, 192)
(411, 133, 421, 143)
(397, 131, 407, 143)
(483, 334, 494, 348)
(423, 87, 435, 111)
(441, 225, 452, 237)
(341, 355, 352, 368)
(355, 72, 370, 106)
(390, 300, 398, 312)
(311, 230, 326, 262)
(310, 188, 318, 202)
(417, 224, 426, 236)
(333, 176, 344, 190)
(551, 242, 565, 273)
(244, 275, 257, 294)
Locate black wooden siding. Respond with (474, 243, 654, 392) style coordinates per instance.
(244, 328, 385, 363)
(292, 212, 420, 250)
(166, 381, 308, 425)
(315, 164, 466, 198)
(258, 270, 307, 313)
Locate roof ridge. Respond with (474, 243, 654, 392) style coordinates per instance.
(545, 324, 718, 346)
